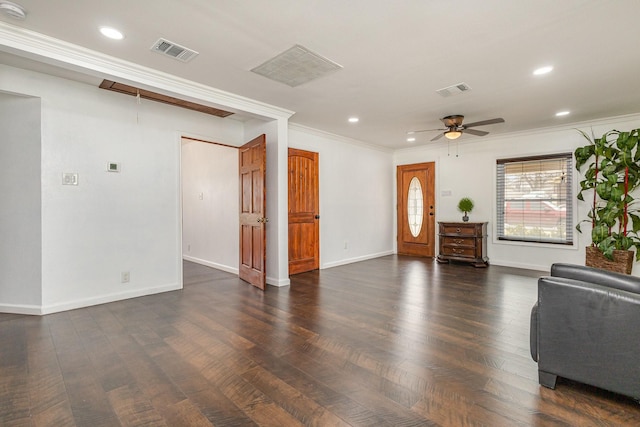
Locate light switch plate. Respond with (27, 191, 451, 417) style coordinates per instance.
(62, 173, 78, 185)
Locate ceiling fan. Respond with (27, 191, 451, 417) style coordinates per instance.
(410, 115, 505, 141)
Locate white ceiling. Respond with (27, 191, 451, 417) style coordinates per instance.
(2, 0, 640, 149)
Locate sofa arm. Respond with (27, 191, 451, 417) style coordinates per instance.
(537, 275, 640, 399)
(551, 263, 640, 295)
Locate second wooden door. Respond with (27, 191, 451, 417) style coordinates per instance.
(288, 148, 319, 275)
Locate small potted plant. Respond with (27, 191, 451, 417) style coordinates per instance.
(458, 197, 474, 222)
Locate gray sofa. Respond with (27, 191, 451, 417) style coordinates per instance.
(530, 263, 640, 400)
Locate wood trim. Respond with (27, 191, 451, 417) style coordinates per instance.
(100, 80, 234, 118)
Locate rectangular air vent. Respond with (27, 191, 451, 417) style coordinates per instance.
(436, 82, 471, 98)
(151, 38, 199, 62)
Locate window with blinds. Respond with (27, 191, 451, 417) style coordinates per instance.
(496, 153, 573, 244)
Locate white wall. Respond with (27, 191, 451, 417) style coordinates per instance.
(0, 63, 246, 313)
(289, 125, 395, 268)
(394, 113, 640, 274)
(181, 139, 239, 273)
(0, 92, 42, 312)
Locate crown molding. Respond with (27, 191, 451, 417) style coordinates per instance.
(0, 21, 294, 120)
(289, 122, 393, 153)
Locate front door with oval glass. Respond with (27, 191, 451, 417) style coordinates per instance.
(397, 162, 436, 257)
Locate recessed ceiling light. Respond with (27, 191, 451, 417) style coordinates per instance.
(0, 1, 26, 20)
(348, 117, 359, 123)
(555, 111, 570, 117)
(533, 66, 553, 75)
(407, 137, 416, 142)
(99, 26, 124, 40)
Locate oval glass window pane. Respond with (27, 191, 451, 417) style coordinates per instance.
(407, 177, 423, 237)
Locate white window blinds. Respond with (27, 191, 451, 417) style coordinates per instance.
(496, 153, 573, 244)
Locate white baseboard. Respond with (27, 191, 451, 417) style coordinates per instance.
(0, 282, 182, 316)
(183, 255, 290, 286)
(182, 255, 239, 275)
(0, 303, 42, 315)
(489, 258, 549, 273)
(322, 250, 395, 269)
(40, 282, 182, 315)
(267, 276, 290, 287)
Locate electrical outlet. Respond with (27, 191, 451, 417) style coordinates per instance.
(121, 271, 130, 283)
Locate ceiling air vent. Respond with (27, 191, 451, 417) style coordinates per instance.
(151, 38, 198, 62)
(251, 44, 343, 87)
(436, 82, 471, 98)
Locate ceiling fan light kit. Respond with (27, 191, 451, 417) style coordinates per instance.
(444, 130, 462, 140)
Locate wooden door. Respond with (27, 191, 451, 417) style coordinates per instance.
(288, 148, 320, 275)
(239, 135, 266, 289)
(397, 162, 436, 257)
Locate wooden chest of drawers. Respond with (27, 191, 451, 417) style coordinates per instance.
(436, 222, 489, 267)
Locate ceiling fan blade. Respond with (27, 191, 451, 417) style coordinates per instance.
(430, 132, 445, 141)
(463, 118, 505, 128)
(464, 128, 489, 137)
(409, 128, 447, 134)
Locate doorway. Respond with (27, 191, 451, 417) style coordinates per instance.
(181, 135, 268, 290)
(181, 137, 239, 273)
(397, 162, 436, 257)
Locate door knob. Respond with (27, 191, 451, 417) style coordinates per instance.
(315, 215, 320, 219)
(257, 217, 269, 223)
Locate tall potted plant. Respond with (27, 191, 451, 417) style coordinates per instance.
(575, 128, 640, 273)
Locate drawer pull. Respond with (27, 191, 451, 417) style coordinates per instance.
(452, 248, 463, 254)
(456, 228, 461, 233)
(454, 239, 463, 244)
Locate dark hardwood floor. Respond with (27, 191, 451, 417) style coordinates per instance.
(2, 256, 640, 426)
